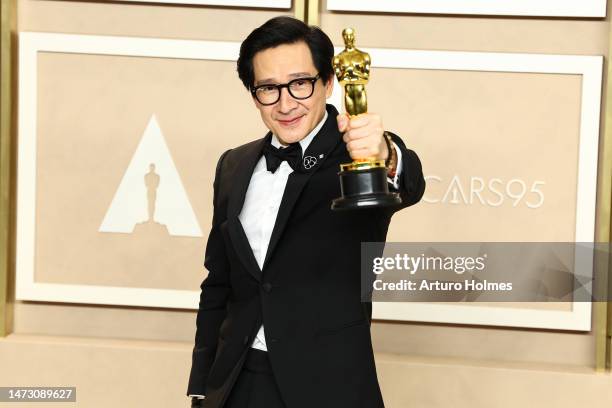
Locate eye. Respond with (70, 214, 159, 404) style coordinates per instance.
(290, 79, 311, 90)
(257, 85, 277, 94)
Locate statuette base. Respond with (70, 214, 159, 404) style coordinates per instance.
(331, 167, 401, 211)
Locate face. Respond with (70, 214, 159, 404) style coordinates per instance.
(342, 29, 354, 45)
(251, 41, 333, 145)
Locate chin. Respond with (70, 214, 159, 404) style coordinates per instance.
(276, 129, 306, 145)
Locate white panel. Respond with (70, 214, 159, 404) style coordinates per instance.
(117, 0, 290, 8)
(327, 0, 607, 18)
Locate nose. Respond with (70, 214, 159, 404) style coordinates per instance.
(278, 86, 297, 113)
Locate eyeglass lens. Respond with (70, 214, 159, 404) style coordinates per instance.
(255, 78, 315, 105)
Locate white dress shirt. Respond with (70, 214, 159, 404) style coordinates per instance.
(189, 112, 403, 399)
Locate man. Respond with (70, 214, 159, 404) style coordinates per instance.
(187, 16, 425, 408)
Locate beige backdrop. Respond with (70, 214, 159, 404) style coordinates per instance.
(369, 68, 580, 242)
(34, 52, 266, 290)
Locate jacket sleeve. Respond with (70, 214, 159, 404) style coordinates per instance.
(186, 149, 232, 396)
(386, 131, 426, 210)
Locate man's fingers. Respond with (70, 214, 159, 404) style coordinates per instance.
(347, 148, 374, 160)
(346, 140, 380, 157)
(343, 127, 373, 142)
(346, 138, 368, 152)
(336, 113, 349, 132)
(347, 115, 370, 129)
(339, 114, 372, 134)
(341, 112, 385, 160)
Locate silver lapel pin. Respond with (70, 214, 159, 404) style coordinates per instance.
(303, 155, 318, 170)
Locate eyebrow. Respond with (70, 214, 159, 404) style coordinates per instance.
(255, 72, 314, 86)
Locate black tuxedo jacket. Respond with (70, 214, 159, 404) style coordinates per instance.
(187, 104, 425, 408)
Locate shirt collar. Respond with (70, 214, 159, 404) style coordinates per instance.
(271, 110, 329, 156)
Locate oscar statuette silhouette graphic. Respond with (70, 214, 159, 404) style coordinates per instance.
(146, 163, 160, 222)
(133, 162, 169, 235)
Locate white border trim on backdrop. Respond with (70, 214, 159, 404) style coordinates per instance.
(17, 33, 602, 331)
(334, 46, 602, 331)
(327, 0, 607, 18)
(114, 0, 291, 7)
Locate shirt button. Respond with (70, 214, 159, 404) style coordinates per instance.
(262, 282, 272, 292)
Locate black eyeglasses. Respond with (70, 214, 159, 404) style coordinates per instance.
(250, 74, 321, 106)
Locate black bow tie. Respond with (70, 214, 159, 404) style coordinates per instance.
(262, 142, 302, 173)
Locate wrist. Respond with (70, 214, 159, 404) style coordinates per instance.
(383, 132, 398, 177)
(378, 134, 389, 161)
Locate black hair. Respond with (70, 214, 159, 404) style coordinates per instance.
(237, 16, 334, 90)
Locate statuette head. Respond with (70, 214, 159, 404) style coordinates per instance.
(342, 28, 355, 47)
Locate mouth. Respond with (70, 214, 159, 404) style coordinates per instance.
(277, 115, 304, 127)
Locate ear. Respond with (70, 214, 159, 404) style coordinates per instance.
(324, 78, 334, 99)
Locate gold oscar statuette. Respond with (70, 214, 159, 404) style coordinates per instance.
(331, 27, 401, 210)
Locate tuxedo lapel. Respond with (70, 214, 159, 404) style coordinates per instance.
(262, 104, 342, 271)
(226, 134, 270, 283)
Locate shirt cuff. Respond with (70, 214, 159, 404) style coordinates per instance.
(387, 141, 403, 190)
(189, 395, 206, 399)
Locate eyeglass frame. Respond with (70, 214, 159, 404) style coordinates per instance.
(250, 73, 322, 106)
